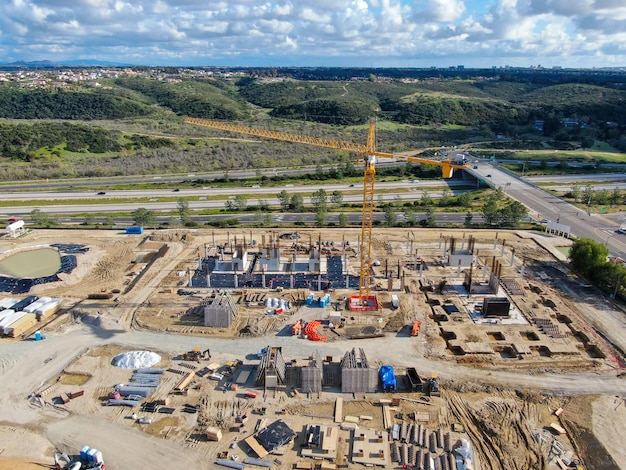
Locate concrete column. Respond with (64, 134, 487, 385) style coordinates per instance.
(262, 272, 266, 289)
(290, 274, 294, 289)
(346, 274, 349, 289)
(461, 234, 465, 250)
(188, 270, 192, 287)
(318, 274, 322, 291)
(234, 274, 238, 289)
(500, 241, 505, 256)
(419, 262, 424, 278)
(457, 260, 461, 277)
(510, 250, 515, 266)
(206, 274, 211, 288)
(482, 264, 488, 278)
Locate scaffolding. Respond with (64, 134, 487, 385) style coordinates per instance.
(339, 348, 378, 393)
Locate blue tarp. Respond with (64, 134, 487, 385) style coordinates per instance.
(379, 365, 396, 392)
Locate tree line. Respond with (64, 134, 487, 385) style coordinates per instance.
(569, 238, 626, 299)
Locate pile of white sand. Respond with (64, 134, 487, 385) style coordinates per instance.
(112, 351, 161, 369)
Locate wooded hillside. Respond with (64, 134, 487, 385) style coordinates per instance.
(0, 73, 624, 181)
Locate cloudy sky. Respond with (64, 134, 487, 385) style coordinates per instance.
(1, 0, 625, 68)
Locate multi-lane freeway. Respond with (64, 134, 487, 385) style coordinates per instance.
(3, 161, 626, 257)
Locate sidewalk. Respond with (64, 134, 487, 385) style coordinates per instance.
(516, 230, 572, 262)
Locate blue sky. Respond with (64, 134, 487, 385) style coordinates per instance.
(1, 0, 625, 68)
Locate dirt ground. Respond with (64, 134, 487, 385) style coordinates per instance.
(0, 228, 625, 470)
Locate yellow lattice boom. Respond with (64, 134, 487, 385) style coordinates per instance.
(184, 116, 468, 301)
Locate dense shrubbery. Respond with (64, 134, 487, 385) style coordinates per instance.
(396, 95, 525, 126)
(270, 97, 379, 125)
(115, 78, 249, 120)
(0, 86, 152, 119)
(0, 75, 624, 180)
(0, 122, 122, 160)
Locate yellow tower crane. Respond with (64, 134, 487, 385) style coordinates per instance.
(184, 116, 468, 304)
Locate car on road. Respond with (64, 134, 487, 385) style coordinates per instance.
(349, 184, 354, 187)
(472, 165, 478, 169)
(541, 218, 551, 224)
(172, 188, 180, 192)
(486, 174, 492, 178)
(96, 191, 106, 195)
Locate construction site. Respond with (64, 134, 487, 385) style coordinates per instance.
(0, 227, 625, 470)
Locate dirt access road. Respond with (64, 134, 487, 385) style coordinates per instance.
(0, 228, 626, 468)
(1, 319, 626, 468)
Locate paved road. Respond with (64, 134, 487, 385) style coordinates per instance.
(4, 162, 626, 256)
(468, 161, 626, 258)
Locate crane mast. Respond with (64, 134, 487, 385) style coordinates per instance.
(184, 116, 467, 303)
(360, 118, 377, 301)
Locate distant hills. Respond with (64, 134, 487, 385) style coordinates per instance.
(0, 59, 131, 68)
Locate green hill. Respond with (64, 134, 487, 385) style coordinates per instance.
(0, 86, 153, 120)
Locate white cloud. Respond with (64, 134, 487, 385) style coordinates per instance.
(412, 0, 466, 23)
(299, 7, 331, 23)
(0, 0, 623, 67)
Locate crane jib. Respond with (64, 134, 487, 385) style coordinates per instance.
(184, 116, 468, 301)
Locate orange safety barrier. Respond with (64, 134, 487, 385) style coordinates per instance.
(411, 320, 421, 336)
(303, 320, 327, 342)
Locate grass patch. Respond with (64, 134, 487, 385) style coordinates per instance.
(557, 246, 571, 257)
(591, 140, 620, 153)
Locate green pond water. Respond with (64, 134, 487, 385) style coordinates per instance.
(0, 247, 62, 278)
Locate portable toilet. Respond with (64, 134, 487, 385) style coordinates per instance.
(34, 330, 43, 341)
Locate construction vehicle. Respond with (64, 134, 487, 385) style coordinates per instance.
(181, 347, 211, 362)
(184, 117, 468, 303)
(224, 359, 242, 375)
(424, 374, 440, 397)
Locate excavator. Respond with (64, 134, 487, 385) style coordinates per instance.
(185, 116, 468, 303)
(180, 347, 211, 362)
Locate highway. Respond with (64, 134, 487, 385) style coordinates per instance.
(468, 161, 626, 258)
(3, 161, 626, 257)
(0, 179, 469, 201)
